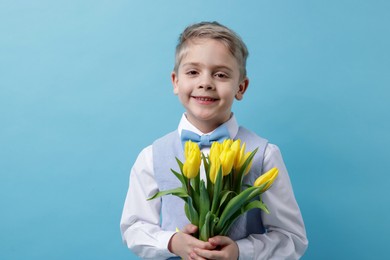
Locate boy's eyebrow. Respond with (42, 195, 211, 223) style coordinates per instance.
(181, 62, 234, 72)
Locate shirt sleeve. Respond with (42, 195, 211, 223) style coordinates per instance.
(120, 145, 177, 259)
(235, 144, 308, 260)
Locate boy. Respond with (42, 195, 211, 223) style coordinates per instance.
(120, 21, 308, 259)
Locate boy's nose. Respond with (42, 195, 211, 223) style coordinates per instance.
(198, 75, 215, 90)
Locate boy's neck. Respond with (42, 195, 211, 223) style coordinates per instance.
(185, 113, 232, 134)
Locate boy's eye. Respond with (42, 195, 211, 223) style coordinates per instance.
(215, 72, 229, 78)
(186, 70, 198, 76)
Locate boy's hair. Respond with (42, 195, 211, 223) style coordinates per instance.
(174, 21, 249, 80)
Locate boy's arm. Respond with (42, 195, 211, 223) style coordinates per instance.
(235, 144, 308, 260)
(120, 146, 176, 259)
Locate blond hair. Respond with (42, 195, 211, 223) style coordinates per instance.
(174, 21, 249, 80)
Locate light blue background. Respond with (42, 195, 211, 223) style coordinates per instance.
(1, 1, 389, 259)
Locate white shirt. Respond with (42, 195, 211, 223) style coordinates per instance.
(120, 114, 308, 259)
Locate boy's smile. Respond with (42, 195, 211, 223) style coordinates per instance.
(172, 39, 248, 133)
(193, 96, 218, 104)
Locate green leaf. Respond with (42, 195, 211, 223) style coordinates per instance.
(189, 183, 200, 214)
(243, 200, 270, 214)
(218, 190, 235, 215)
(175, 157, 184, 173)
(198, 180, 210, 230)
(171, 169, 186, 188)
(202, 153, 209, 175)
(147, 187, 188, 201)
(210, 167, 223, 214)
(216, 186, 264, 231)
(204, 154, 213, 198)
(185, 196, 199, 226)
(190, 172, 200, 195)
(218, 199, 270, 235)
(217, 209, 242, 236)
(199, 211, 211, 241)
(219, 190, 235, 207)
(200, 212, 219, 241)
(184, 201, 191, 220)
(222, 173, 230, 191)
(234, 148, 258, 193)
(209, 213, 219, 238)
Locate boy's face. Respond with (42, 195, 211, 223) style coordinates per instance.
(172, 39, 248, 133)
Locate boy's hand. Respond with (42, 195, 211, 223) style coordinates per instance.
(192, 236, 239, 260)
(168, 224, 216, 260)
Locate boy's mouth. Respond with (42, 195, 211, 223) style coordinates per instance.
(192, 96, 218, 102)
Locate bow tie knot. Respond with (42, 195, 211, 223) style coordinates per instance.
(181, 125, 230, 148)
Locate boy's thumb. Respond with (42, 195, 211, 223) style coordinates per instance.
(181, 223, 198, 234)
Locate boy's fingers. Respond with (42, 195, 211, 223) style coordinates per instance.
(193, 247, 223, 260)
(192, 240, 216, 251)
(190, 251, 207, 260)
(181, 223, 198, 234)
(209, 236, 231, 246)
(192, 248, 212, 259)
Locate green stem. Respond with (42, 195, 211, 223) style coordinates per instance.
(210, 167, 223, 214)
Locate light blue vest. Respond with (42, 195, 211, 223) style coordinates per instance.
(153, 126, 268, 241)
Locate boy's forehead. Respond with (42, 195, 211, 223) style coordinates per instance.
(179, 39, 238, 67)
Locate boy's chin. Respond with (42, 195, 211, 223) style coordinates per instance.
(187, 113, 230, 127)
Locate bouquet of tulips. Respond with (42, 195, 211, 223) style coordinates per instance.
(148, 139, 278, 241)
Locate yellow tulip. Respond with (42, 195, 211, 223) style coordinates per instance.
(254, 167, 279, 191)
(209, 151, 221, 183)
(231, 139, 241, 168)
(183, 141, 201, 179)
(219, 149, 235, 176)
(242, 152, 253, 175)
(184, 140, 196, 159)
(210, 142, 222, 160)
(231, 141, 253, 175)
(221, 139, 233, 150)
(234, 141, 246, 169)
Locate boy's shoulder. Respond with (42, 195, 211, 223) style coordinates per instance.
(237, 126, 268, 141)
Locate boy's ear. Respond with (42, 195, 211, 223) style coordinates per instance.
(171, 72, 179, 95)
(235, 77, 249, 100)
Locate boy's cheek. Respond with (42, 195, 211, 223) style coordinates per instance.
(172, 83, 180, 95)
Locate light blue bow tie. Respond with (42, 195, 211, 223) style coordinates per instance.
(181, 125, 230, 148)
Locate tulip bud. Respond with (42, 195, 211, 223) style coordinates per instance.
(209, 152, 221, 183)
(254, 167, 279, 192)
(234, 142, 246, 170)
(210, 142, 221, 160)
(184, 140, 195, 159)
(222, 139, 233, 150)
(231, 139, 241, 169)
(219, 149, 235, 176)
(183, 141, 201, 179)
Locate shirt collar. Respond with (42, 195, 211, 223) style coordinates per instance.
(177, 113, 239, 139)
